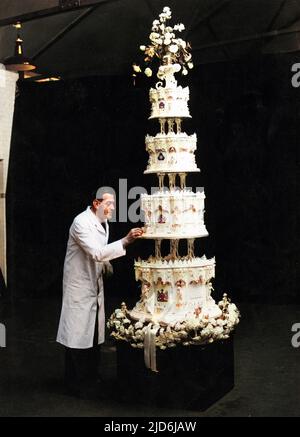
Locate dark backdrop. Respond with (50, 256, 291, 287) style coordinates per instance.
(6, 52, 300, 304)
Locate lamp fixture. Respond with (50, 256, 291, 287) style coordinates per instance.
(4, 22, 36, 77)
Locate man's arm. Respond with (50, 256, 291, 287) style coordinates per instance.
(71, 221, 143, 262)
(71, 221, 125, 262)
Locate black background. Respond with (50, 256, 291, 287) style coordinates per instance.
(6, 52, 300, 305)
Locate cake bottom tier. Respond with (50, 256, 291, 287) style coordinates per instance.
(108, 259, 240, 353)
(129, 297, 221, 324)
(133, 255, 217, 323)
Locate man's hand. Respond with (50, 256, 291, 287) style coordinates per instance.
(122, 228, 143, 248)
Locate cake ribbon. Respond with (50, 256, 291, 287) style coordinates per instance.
(144, 324, 160, 372)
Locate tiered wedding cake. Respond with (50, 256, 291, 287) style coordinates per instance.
(108, 7, 239, 371)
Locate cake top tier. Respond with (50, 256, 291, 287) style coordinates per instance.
(132, 6, 193, 89)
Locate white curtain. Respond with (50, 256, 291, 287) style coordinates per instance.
(0, 65, 18, 283)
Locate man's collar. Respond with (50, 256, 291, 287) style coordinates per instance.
(86, 206, 108, 233)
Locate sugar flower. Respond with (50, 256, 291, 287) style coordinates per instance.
(132, 7, 193, 80)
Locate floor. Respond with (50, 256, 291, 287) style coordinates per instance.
(0, 296, 300, 417)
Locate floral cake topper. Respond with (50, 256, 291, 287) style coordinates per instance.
(133, 6, 193, 82)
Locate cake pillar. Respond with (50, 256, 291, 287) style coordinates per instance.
(155, 239, 162, 259)
(158, 173, 165, 190)
(187, 239, 195, 258)
(170, 239, 179, 259)
(179, 173, 187, 189)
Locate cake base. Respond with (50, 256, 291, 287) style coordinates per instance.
(116, 337, 234, 411)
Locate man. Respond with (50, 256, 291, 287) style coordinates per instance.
(56, 190, 143, 397)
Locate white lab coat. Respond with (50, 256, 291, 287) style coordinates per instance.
(56, 206, 126, 349)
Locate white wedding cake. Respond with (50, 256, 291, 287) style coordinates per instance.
(108, 7, 239, 371)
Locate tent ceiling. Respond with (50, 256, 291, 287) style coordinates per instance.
(0, 0, 299, 78)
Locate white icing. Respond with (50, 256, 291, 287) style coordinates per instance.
(130, 255, 220, 324)
(141, 189, 208, 238)
(149, 86, 191, 119)
(144, 132, 200, 174)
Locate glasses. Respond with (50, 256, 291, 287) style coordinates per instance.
(96, 199, 114, 206)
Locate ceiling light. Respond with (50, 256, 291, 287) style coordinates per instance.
(4, 23, 36, 77)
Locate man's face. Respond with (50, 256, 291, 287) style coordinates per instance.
(94, 193, 115, 222)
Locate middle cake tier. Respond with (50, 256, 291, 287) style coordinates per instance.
(144, 131, 200, 174)
(141, 189, 208, 239)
